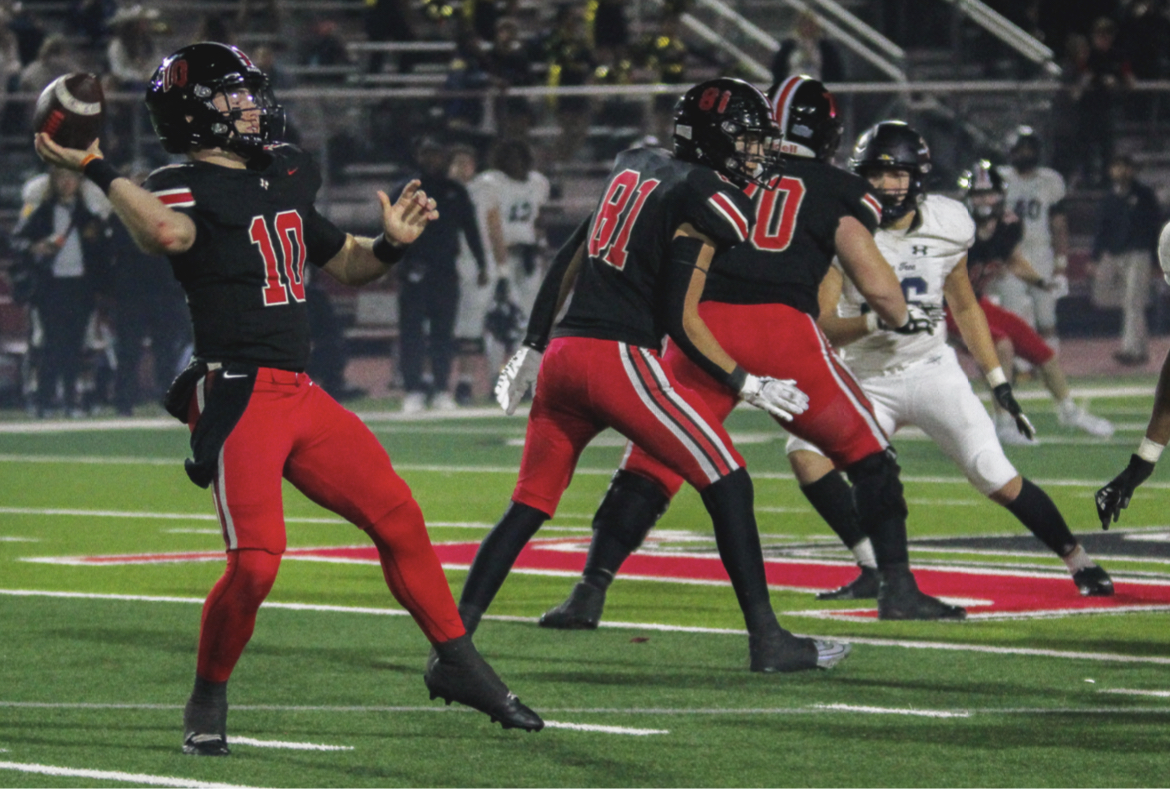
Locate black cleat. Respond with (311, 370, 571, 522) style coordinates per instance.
(424, 634, 544, 731)
(539, 582, 606, 629)
(749, 625, 852, 672)
(182, 732, 230, 756)
(877, 566, 967, 621)
(182, 692, 229, 756)
(817, 565, 880, 600)
(1073, 565, 1115, 597)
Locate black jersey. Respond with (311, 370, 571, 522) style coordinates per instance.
(554, 147, 753, 348)
(144, 144, 348, 370)
(702, 157, 883, 316)
(967, 214, 1023, 298)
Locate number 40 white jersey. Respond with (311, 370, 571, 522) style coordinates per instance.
(834, 194, 975, 379)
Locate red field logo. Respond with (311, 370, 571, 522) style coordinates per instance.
(30, 537, 1170, 621)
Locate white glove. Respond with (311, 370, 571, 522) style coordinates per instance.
(494, 346, 542, 415)
(880, 303, 938, 335)
(739, 373, 810, 422)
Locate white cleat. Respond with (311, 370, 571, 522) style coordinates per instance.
(401, 392, 427, 414)
(431, 391, 458, 412)
(996, 416, 1039, 446)
(1058, 403, 1115, 438)
(814, 640, 852, 669)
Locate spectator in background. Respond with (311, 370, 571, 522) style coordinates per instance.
(106, 5, 161, 89)
(636, 8, 690, 142)
(1052, 32, 1091, 181)
(1091, 153, 1162, 366)
(0, 9, 20, 106)
(444, 20, 491, 128)
(538, 4, 596, 161)
(463, 0, 520, 43)
(590, 0, 629, 63)
(299, 18, 351, 83)
(109, 163, 189, 416)
(1078, 17, 1133, 187)
(483, 16, 534, 139)
(394, 138, 488, 413)
(19, 34, 77, 93)
(471, 137, 549, 317)
(1117, 0, 1170, 119)
(771, 10, 844, 84)
(365, 0, 419, 74)
(11, 166, 111, 418)
(68, 0, 117, 50)
(448, 143, 493, 405)
(7, 2, 45, 67)
(196, 15, 234, 47)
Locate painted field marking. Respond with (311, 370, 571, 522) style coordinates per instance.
(230, 736, 353, 751)
(1100, 688, 1170, 698)
(0, 761, 258, 788)
(0, 536, 37, 542)
(813, 703, 970, 718)
(4, 587, 1169, 665)
(543, 721, 669, 735)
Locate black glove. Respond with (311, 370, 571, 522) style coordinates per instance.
(992, 382, 1035, 440)
(1095, 454, 1156, 529)
(882, 304, 937, 335)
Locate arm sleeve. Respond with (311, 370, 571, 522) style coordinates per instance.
(458, 187, 489, 274)
(302, 206, 349, 267)
(522, 213, 592, 350)
(658, 235, 745, 392)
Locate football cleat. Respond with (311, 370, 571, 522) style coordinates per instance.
(996, 415, 1040, 447)
(424, 634, 543, 732)
(878, 567, 967, 621)
(182, 732, 230, 756)
(1073, 565, 1115, 597)
(1057, 403, 1115, 438)
(749, 626, 850, 672)
(816, 565, 880, 600)
(182, 691, 229, 756)
(539, 582, 606, 629)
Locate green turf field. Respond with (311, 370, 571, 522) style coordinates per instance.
(2, 381, 1169, 788)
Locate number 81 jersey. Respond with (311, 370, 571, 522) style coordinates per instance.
(144, 144, 347, 371)
(836, 194, 975, 379)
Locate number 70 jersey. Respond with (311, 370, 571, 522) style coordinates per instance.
(836, 194, 975, 379)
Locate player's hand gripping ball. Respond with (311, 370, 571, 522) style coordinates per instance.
(32, 73, 105, 150)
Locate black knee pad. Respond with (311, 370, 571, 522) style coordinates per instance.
(594, 470, 671, 552)
(846, 449, 908, 522)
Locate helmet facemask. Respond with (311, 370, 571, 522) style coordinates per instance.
(198, 75, 284, 157)
(860, 166, 919, 227)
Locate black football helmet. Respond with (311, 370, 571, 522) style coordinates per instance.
(848, 120, 931, 226)
(1006, 124, 1042, 172)
(958, 159, 1006, 221)
(673, 77, 780, 186)
(768, 75, 842, 162)
(145, 42, 284, 156)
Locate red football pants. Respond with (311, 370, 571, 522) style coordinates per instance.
(512, 336, 745, 516)
(946, 298, 1055, 366)
(624, 302, 888, 497)
(188, 368, 463, 682)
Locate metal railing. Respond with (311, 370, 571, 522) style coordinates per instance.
(940, 0, 1060, 77)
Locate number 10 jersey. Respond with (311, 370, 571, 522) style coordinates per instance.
(144, 144, 348, 371)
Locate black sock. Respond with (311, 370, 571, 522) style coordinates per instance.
(800, 471, 866, 549)
(582, 470, 670, 590)
(846, 451, 910, 567)
(1005, 478, 1078, 557)
(185, 676, 228, 736)
(190, 676, 227, 705)
(459, 501, 548, 613)
(700, 468, 777, 634)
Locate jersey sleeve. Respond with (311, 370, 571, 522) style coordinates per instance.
(144, 165, 199, 218)
(302, 207, 348, 267)
(840, 172, 883, 233)
(683, 169, 752, 247)
(1047, 171, 1068, 214)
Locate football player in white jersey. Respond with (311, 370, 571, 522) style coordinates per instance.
(1096, 220, 1170, 527)
(470, 138, 551, 316)
(990, 126, 1070, 344)
(786, 121, 1114, 601)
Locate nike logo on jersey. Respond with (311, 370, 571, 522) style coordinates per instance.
(287, 168, 298, 176)
(221, 372, 249, 379)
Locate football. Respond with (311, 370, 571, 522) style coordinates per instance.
(32, 72, 105, 150)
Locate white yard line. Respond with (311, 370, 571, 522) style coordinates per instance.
(813, 703, 970, 718)
(3, 587, 1168, 665)
(1099, 688, 1170, 698)
(543, 721, 669, 735)
(0, 761, 258, 788)
(229, 736, 353, 751)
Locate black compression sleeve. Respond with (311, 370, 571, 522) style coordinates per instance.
(658, 235, 744, 392)
(523, 214, 592, 350)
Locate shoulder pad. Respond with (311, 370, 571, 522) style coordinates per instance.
(918, 195, 976, 249)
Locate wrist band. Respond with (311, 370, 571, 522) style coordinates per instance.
(372, 233, 405, 265)
(728, 366, 748, 393)
(985, 367, 1008, 387)
(864, 312, 879, 333)
(1137, 437, 1165, 464)
(82, 157, 120, 195)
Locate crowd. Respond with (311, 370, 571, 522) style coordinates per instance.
(1, 0, 1168, 417)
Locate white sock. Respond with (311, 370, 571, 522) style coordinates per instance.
(1062, 544, 1095, 573)
(851, 537, 877, 569)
